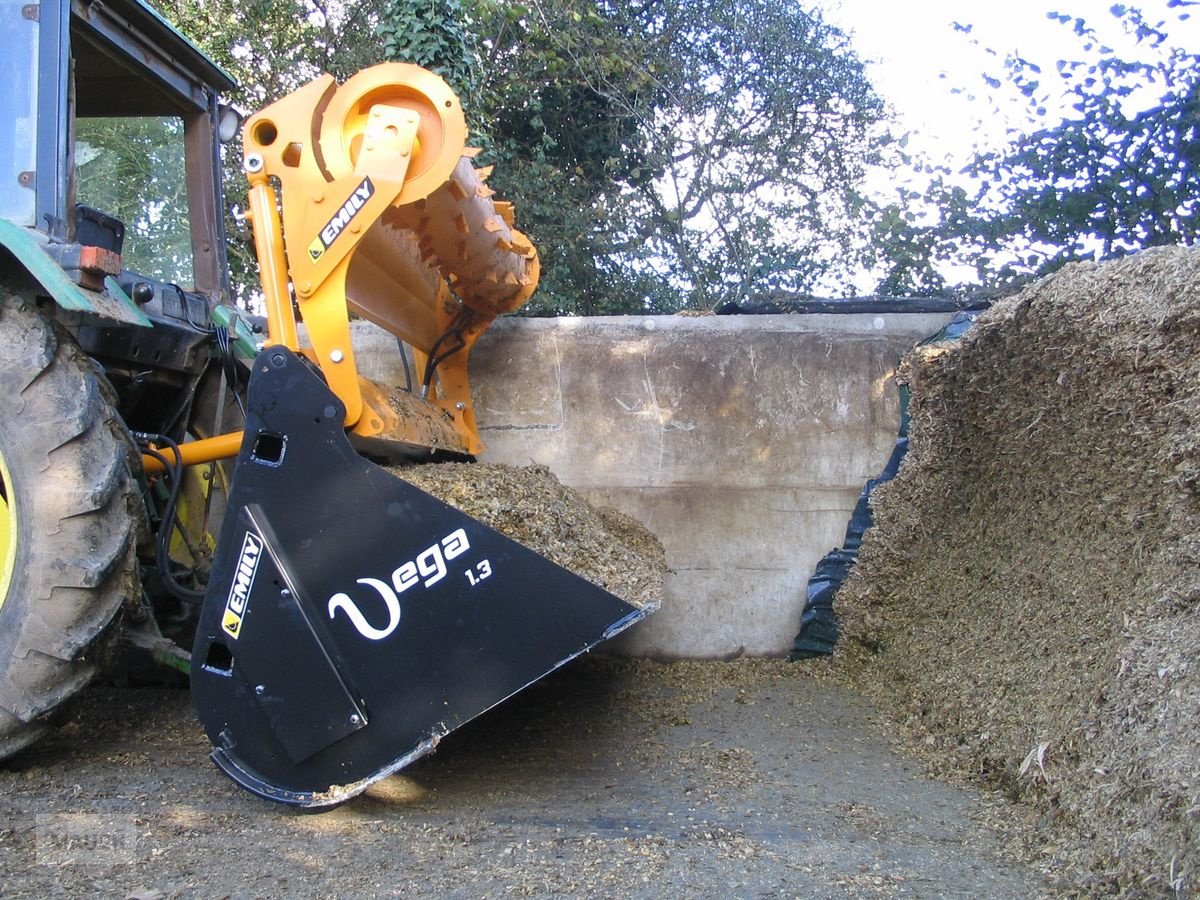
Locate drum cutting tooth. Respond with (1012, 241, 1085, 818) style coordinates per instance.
(463, 146, 482, 158)
(475, 184, 496, 199)
(476, 164, 493, 181)
(494, 202, 514, 225)
(454, 213, 469, 235)
(447, 178, 470, 201)
(483, 218, 503, 233)
(496, 236, 514, 253)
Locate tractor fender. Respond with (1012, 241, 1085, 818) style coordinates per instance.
(0, 218, 150, 326)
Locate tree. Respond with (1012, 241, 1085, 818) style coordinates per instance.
(620, 1, 887, 308)
(155, 0, 889, 312)
(375, 0, 889, 312)
(155, 0, 383, 304)
(877, 4, 1200, 294)
(467, 0, 671, 313)
(472, 0, 888, 311)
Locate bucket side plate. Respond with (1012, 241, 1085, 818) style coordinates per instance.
(191, 348, 652, 806)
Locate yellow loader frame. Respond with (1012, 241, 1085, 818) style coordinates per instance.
(144, 63, 538, 472)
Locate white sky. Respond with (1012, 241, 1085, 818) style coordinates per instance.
(817, 0, 1200, 167)
(808, 0, 1198, 290)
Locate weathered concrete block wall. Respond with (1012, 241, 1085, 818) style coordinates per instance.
(353, 313, 951, 658)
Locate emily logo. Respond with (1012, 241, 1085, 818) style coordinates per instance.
(221, 531, 263, 639)
(306, 177, 375, 261)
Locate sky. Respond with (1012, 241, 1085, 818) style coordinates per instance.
(809, 0, 1198, 289)
(816, 0, 1200, 168)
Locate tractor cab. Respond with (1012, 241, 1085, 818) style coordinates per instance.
(1, 0, 236, 294)
(0, 0, 241, 434)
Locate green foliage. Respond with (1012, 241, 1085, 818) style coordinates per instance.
(154, 0, 888, 313)
(465, 0, 667, 313)
(880, 4, 1200, 293)
(468, 0, 886, 312)
(972, 7, 1198, 276)
(635, 1, 886, 308)
(377, 0, 478, 99)
(75, 117, 194, 285)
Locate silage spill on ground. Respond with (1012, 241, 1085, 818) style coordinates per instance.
(835, 246, 1200, 896)
(0, 661, 1045, 898)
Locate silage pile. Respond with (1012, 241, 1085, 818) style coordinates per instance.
(391, 462, 666, 610)
(836, 247, 1200, 895)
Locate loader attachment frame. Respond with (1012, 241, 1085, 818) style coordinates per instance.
(191, 347, 651, 806)
(244, 63, 538, 459)
(144, 63, 540, 475)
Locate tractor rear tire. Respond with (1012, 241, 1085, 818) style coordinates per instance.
(0, 295, 142, 760)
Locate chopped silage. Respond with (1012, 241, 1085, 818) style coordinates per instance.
(835, 247, 1200, 895)
(388, 462, 666, 610)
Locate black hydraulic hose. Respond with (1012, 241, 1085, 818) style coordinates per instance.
(214, 325, 247, 418)
(396, 338, 414, 393)
(139, 434, 208, 605)
(420, 327, 466, 397)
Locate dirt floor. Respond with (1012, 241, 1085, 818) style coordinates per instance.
(0, 659, 1046, 898)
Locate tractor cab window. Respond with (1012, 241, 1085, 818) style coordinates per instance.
(75, 116, 194, 286)
(0, 0, 38, 225)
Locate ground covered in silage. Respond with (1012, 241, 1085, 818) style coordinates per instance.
(835, 247, 1200, 896)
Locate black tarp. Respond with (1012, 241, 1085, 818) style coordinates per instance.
(789, 311, 981, 659)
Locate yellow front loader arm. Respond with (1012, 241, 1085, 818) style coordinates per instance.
(247, 62, 538, 458)
(146, 63, 537, 472)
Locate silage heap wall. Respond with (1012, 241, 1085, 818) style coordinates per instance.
(836, 247, 1200, 895)
(353, 312, 951, 658)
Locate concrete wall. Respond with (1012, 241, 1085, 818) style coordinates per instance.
(353, 313, 951, 658)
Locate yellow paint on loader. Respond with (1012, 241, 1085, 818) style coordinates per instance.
(139, 63, 540, 474)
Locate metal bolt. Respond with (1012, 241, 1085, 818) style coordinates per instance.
(270, 352, 286, 368)
(245, 153, 264, 173)
(455, 401, 466, 410)
(312, 191, 324, 203)
(330, 349, 345, 363)
(255, 685, 265, 695)
(280, 588, 291, 598)
(350, 714, 361, 725)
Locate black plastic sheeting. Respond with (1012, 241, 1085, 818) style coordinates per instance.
(789, 311, 982, 660)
